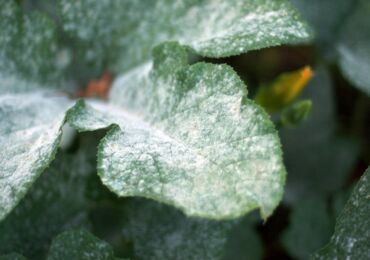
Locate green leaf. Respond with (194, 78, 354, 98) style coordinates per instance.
(0, 92, 72, 221)
(0, 140, 96, 258)
(0, 253, 27, 260)
(47, 229, 115, 260)
(58, 0, 313, 73)
(122, 198, 233, 259)
(313, 167, 370, 259)
(280, 99, 312, 128)
(0, 0, 312, 223)
(291, 0, 354, 56)
(282, 197, 333, 259)
(222, 216, 262, 260)
(67, 42, 286, 220)
(0, 1, 71, 90)
(337, 0, 370, 96)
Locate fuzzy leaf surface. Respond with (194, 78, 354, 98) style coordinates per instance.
(59, 0, 313, 73)
(0, 92, 71, 221)
(67, 43, 286, 219)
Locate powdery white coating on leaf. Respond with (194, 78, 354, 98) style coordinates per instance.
(58, 0, 313, 73)
(337, 0, 370, 96)
(313, 167, 370, 259)
(0, 92, 72, 221)
(47, 229, 115, 260)
(68, 43, 286, 219)
(0, 145, 95, 258)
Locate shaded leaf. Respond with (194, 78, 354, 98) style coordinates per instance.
(0, 141, 96, 259)
(337, 0, 370, 95)
(122, 199, 233, 260)
(280, 99, 312, 128)
(0, 253, 27, 260)
(280, 68, 360, 203)
(282, 197, 333, 259)
(313, 167, 370, 259)
(47, 229, 115, 260)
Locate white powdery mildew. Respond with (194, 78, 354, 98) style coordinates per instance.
(48, 229, 115, 259)
(183, 0, 311, 55)
(99, 0, 313, 71)
(0, 92, 71, 220)
(84, 56, 286, 219)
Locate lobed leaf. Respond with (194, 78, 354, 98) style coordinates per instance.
(67, 42, 286, 219)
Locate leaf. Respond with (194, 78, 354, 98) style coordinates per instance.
(0, 0, 312, 222)
(67, 42, 287, 220)
(0, 253, 27, 260)
(121, 198, 234, 260)
(0, 1, 71, 90)
(282, 197, 333, 259)
(121, 198, 262, 260)
(280, 99, 312, 128)
(47, 229, 116, 260)
(0, 92, 72, 221)
(222, 216, 262, 260)
(337, 0, 370, 96)
(58, 0, 313, 73)
(0, 140, 96, 258)
(280, 67, 360, 204)
(290, 0, 354, 56)
(313, 167, 370, 259)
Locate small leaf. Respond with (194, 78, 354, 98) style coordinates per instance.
(280, 99, 312, 128)
(47, 229, 115, 260)
(313, 167, 370, 259)
(255, 66, 313, 113)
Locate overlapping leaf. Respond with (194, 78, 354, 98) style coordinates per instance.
(0, 0, 313, 222)
(59, 0, 313, 74)
(0, 141, 95, 258)
(280, 68, 359, 203)
(0, 92, 72, 220)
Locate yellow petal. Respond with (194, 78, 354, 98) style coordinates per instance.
(255, 66, 313, 113)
